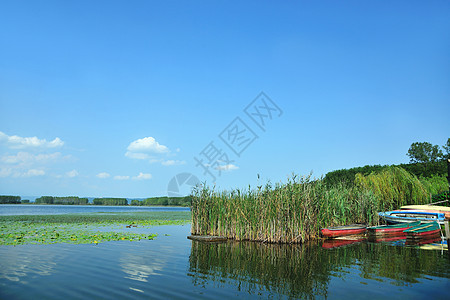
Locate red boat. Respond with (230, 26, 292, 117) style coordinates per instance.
(320, 224, 366, 238)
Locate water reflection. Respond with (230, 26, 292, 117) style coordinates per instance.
(189, 241, 330, 298)
(119, 244, 177, 283)
(0, 245, 66, 282)
(188, 240, 450, 298)
(120, 253, 166, 282)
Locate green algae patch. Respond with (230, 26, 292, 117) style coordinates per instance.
(0, 211, 190, 246)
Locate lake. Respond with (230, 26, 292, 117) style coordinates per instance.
(1, 206, 449, 299)
(0, 204, 190, 216)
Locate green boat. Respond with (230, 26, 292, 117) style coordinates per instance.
(404, 221, 442, 241)
(367, 221, 421, 237)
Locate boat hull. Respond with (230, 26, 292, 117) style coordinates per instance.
(400, 205, 450, 219)
(367, 221, 421, 237)
(320, 225, 366, 238)
(378, 210, 445, 225)
(404, 221, 442, 241)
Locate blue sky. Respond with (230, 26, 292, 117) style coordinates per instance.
(1, 1, 449, 198)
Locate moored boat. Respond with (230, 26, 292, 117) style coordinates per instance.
(404, 221, 442, 241)
(400, 204, 450, 219)
(367, 221, 421, 237)
(320, 224, 366, 238)
(378, 210, 445, 225)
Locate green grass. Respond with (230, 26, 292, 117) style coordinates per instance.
(0, 211, 191, 246)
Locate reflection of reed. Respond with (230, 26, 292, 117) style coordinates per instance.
(188, 241, 331, 299)
(332, 242, 449, 285)
(188, 240, 450, 297)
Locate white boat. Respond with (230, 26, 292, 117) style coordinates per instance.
(400, 204, 450, 218)
(378, 210, 446, 225)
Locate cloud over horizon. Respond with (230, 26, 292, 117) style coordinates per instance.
(215, 164, 239, 171)
(0, 131, 70, 179)
(133, 172, 152, 180)
(1, 152, 67, 165)
(125, 136, 185, 166)
(0, 168, 46, 178)
(96, 172, 111, 179)
(0, 131, 64, 149)
(161, 160, 186, 166)
(66, 170, 79, 178)
(127, 137, 169, 154)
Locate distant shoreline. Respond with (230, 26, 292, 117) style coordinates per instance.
(0, 203, 190, 207)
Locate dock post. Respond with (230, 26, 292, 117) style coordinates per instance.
(445, 220, 450, 259)
(446, 159, 450, 257)
(445, 220, 450, 239)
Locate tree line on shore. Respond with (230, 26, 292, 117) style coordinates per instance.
(0, 196, 23, 204)
(130, 196, 192, 207)
(0, 195, 192, 206)
(35, 196, 89, 205)
(324, 139, 450, 188)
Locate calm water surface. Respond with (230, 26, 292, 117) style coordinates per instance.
(0, 206, 449, 299)
(0, 204, 190, 215)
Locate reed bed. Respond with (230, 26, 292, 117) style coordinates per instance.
(355, 167, 430, 210)
(191, 167, 434, 243)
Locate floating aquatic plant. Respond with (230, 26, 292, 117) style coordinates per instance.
(0, 211, 190, 246)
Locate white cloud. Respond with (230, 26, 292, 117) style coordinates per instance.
(19, 169, 45, 177)
(215, 164, 239, 171)
(0, 164, 47, 178)
(114, 175, 130, 180)
(1, 152, 64, 165)
(125, 151, 151, 160)
(161, 160, 186, 166)
(125, 137, 185, 166)
(0, 131, 64, 149)
(0, 168, 12, 178)
(96, 172, 111, 179)
(66, 169, 78, 178)
(133, 172, 152, 180)
(149, 158, 162, 164)
(127, 137, 169, 154)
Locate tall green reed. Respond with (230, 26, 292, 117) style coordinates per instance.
(191, 167, 436, 244)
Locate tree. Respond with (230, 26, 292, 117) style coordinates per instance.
(442, 138, 450, 160)
(407, 142, 443, 163)
(130, 199, 142, 206)
(35, 196, 54, 204)
(92, 198, 128, 205)
(0, 195, 21, 204)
